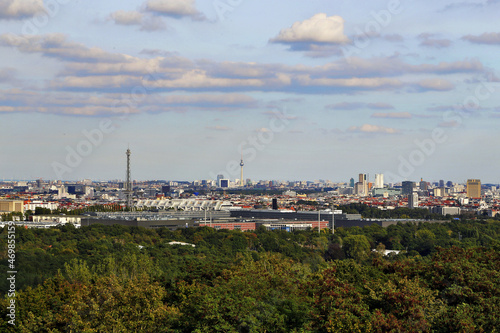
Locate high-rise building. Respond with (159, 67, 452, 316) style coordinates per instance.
(374, 174, 384, 189)
(355, 174, 369, 196)
(408, 193, 419, 208)
(161, 185, 171, 195)
(419, 179, 428, 191)
(354, 182, 364, 195)
(467, 179, 481, 199)
(433, 187, 444, 197)
(401, 181, 414, 196)
(220, 179, 229, 188)
(349, 178, 355, 188)
(217, 174, 224, 187)
(359, 173, 366, 183)
(272, 198, 278, 210)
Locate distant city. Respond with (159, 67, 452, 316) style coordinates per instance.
(1, 150, 498, 231)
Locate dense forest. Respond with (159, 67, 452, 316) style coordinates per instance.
(1, 219, 500, 332)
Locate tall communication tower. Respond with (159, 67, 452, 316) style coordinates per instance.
(240, 152, 244, 187)
(126, 148, 132, 209)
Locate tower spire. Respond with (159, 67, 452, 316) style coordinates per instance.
(240, 151, 244, 187)
(126, 147, 132, 209)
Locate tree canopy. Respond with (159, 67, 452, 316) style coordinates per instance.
(1, 219, 500, 332)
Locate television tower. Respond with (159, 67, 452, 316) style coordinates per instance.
(240, 152, 244, 187)
(126, 147, 132, 209)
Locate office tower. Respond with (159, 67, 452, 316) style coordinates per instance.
(408, 193, 419, 208)
(359, 173, 366, 183)
(401, 181, 414, 196)
(433, 187, 444, 197)
(439, 180, 445, 188)
(217, 174, 224, 187)
(419, 178, 428, 191)
(467, 179, 481, 199)
(349, 178, 355, 188)
(161, 185, 171, 195)
(272, 198, 278, 210)
(374, 174, 384, 189)
(356, 174, 368, 196)
(220, 179, 229, 188)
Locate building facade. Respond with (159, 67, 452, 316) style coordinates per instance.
(467, 179, 481, 199)
(401, 181, 414, 196)
(408, 193, 419, 208)
(0, 200, 24, 214)
(374, 174, 384, 189)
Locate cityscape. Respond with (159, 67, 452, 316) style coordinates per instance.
(0, 148, 497, 230)
(1, 0, 500, 331)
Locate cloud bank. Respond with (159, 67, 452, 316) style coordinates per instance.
(0, 0, 45, 19)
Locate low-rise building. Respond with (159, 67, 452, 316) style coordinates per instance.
(30, 215, 81, 227)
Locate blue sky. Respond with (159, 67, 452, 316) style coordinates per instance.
(0, 0, 499, 183)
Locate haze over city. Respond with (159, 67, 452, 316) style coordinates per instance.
(1, 0, 499, 182)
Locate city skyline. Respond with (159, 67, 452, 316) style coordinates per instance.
(1, 175, 497, 187)
(1, 0, 500, 182)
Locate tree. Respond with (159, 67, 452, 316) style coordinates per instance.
(174, 253, 311, 332)
(414, 229, 436, 255)
(306, 265, 370, 332)
(343, 235, 371, 261)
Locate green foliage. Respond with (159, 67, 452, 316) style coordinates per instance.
(338, 203, 447, 220)
(4, 273, 179, 333)
(343, 234, 371, 261)
(174, 253, 311, 332)
(0, 220, 500, 331)
(34, 207, 51, 215)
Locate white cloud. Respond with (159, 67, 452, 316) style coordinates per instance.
(0, 0, 45, 19)
(418, 33, 452, 49)
(348, 124, 399, 134)
(0, 33, 130, 63)
(270, 13, 349, 44)
(145, 0, 204, 20)
(158, 93, 256, 107)
(417, 78, 455, 91)
(297, 76, 403, 89)
(109, 10, 144, 25)
(368, 102, 395, 110)
(262, 110, 298, 120)
(371, 112, 412, 119)
(1, 33, 484, 98)
(140, 16, 167, 31)
(322, 57, 484, 78)
(326, 102, 394, 110)
(0, 88, 257, 116)
(108, 10, 167, 31)
(438, 121, 460, 128)
(144, 69, 267, 89)
(462, 32, 500, 45)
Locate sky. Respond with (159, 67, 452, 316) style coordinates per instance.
(0, 0, 499, 183)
